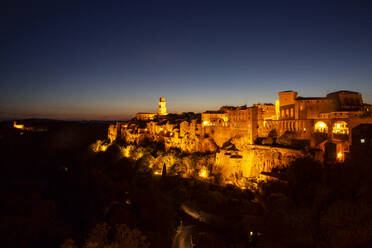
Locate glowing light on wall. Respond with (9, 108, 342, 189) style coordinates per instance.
(314, 121, 328, 133)
(199, 168, 208, 178)
(203, 121, 210, 126)
(337, 152, 344, 162)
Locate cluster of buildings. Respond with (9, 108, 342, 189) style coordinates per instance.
(136, 97, 168, 121)
(109, 90, 372, 164)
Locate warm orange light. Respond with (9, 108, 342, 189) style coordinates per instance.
(337, 152, 344, 161)
(122, 147, 130, 158)
(203, 121, 210, 126)
(318, 122, 325, 128)
(100, 145, 108, 152)
(91, 140, 110, 152)
(13, 121, 24, 130)
(333, 121, 349, 135)
(199, 168, 208, 178)
(314, 121, 327, 133)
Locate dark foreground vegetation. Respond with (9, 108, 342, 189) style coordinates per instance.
(1, 120, 372, 248)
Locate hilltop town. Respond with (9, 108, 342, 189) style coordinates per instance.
(107, 90, 372, 183)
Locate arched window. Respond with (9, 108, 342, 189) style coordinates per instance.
(314, 121, 328, 133)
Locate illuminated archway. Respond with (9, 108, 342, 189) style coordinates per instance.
(332, 121, 349, 135)
(314, 121, 328, 133)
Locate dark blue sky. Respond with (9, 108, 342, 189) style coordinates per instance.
(1, 0, 372, 120)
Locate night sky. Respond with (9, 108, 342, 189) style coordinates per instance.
(1, 1, 372, 120)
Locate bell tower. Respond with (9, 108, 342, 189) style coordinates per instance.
(158, 97, 167, 115)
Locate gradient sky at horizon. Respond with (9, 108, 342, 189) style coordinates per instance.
(1, 0, 372, 120)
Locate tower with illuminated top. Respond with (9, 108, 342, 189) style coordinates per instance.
(158, 97, 167, 115)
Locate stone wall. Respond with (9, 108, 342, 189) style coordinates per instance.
(215, 145, 303, 181)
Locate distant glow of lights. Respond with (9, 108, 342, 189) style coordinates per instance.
(14, 124, 24, 130)
(361, 138, 365, 144)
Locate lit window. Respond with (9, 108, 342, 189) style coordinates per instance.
(333, 121, 349, 135)
(314, 121, 328, 133)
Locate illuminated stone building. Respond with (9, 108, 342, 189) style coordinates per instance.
(105, 90, 372, 184)
(201, 106, 259, 147)
(259, 90, 372, 162)
(113, 90, 372, 164)
(135, 97, 167, 120)
(158, 97, 167, 115)
(136, 112, 157, 121)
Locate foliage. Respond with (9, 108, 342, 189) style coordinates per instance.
(259, 155, 372, 247)
(268, 129, 278, 138)
(60, 239, 78, 248)
(261, 137, 274, 145)
(276, 131, 296, 147)
(79, 223, 149, 248)
(91, 139, 110, 152)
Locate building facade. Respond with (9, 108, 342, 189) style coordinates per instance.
(114, 90, 372, 162)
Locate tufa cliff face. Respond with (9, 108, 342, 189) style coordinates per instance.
(107, 121, 304, 184)
(215, 145, 302, 181)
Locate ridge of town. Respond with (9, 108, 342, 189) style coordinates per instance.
(107, 90, 372, 183)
